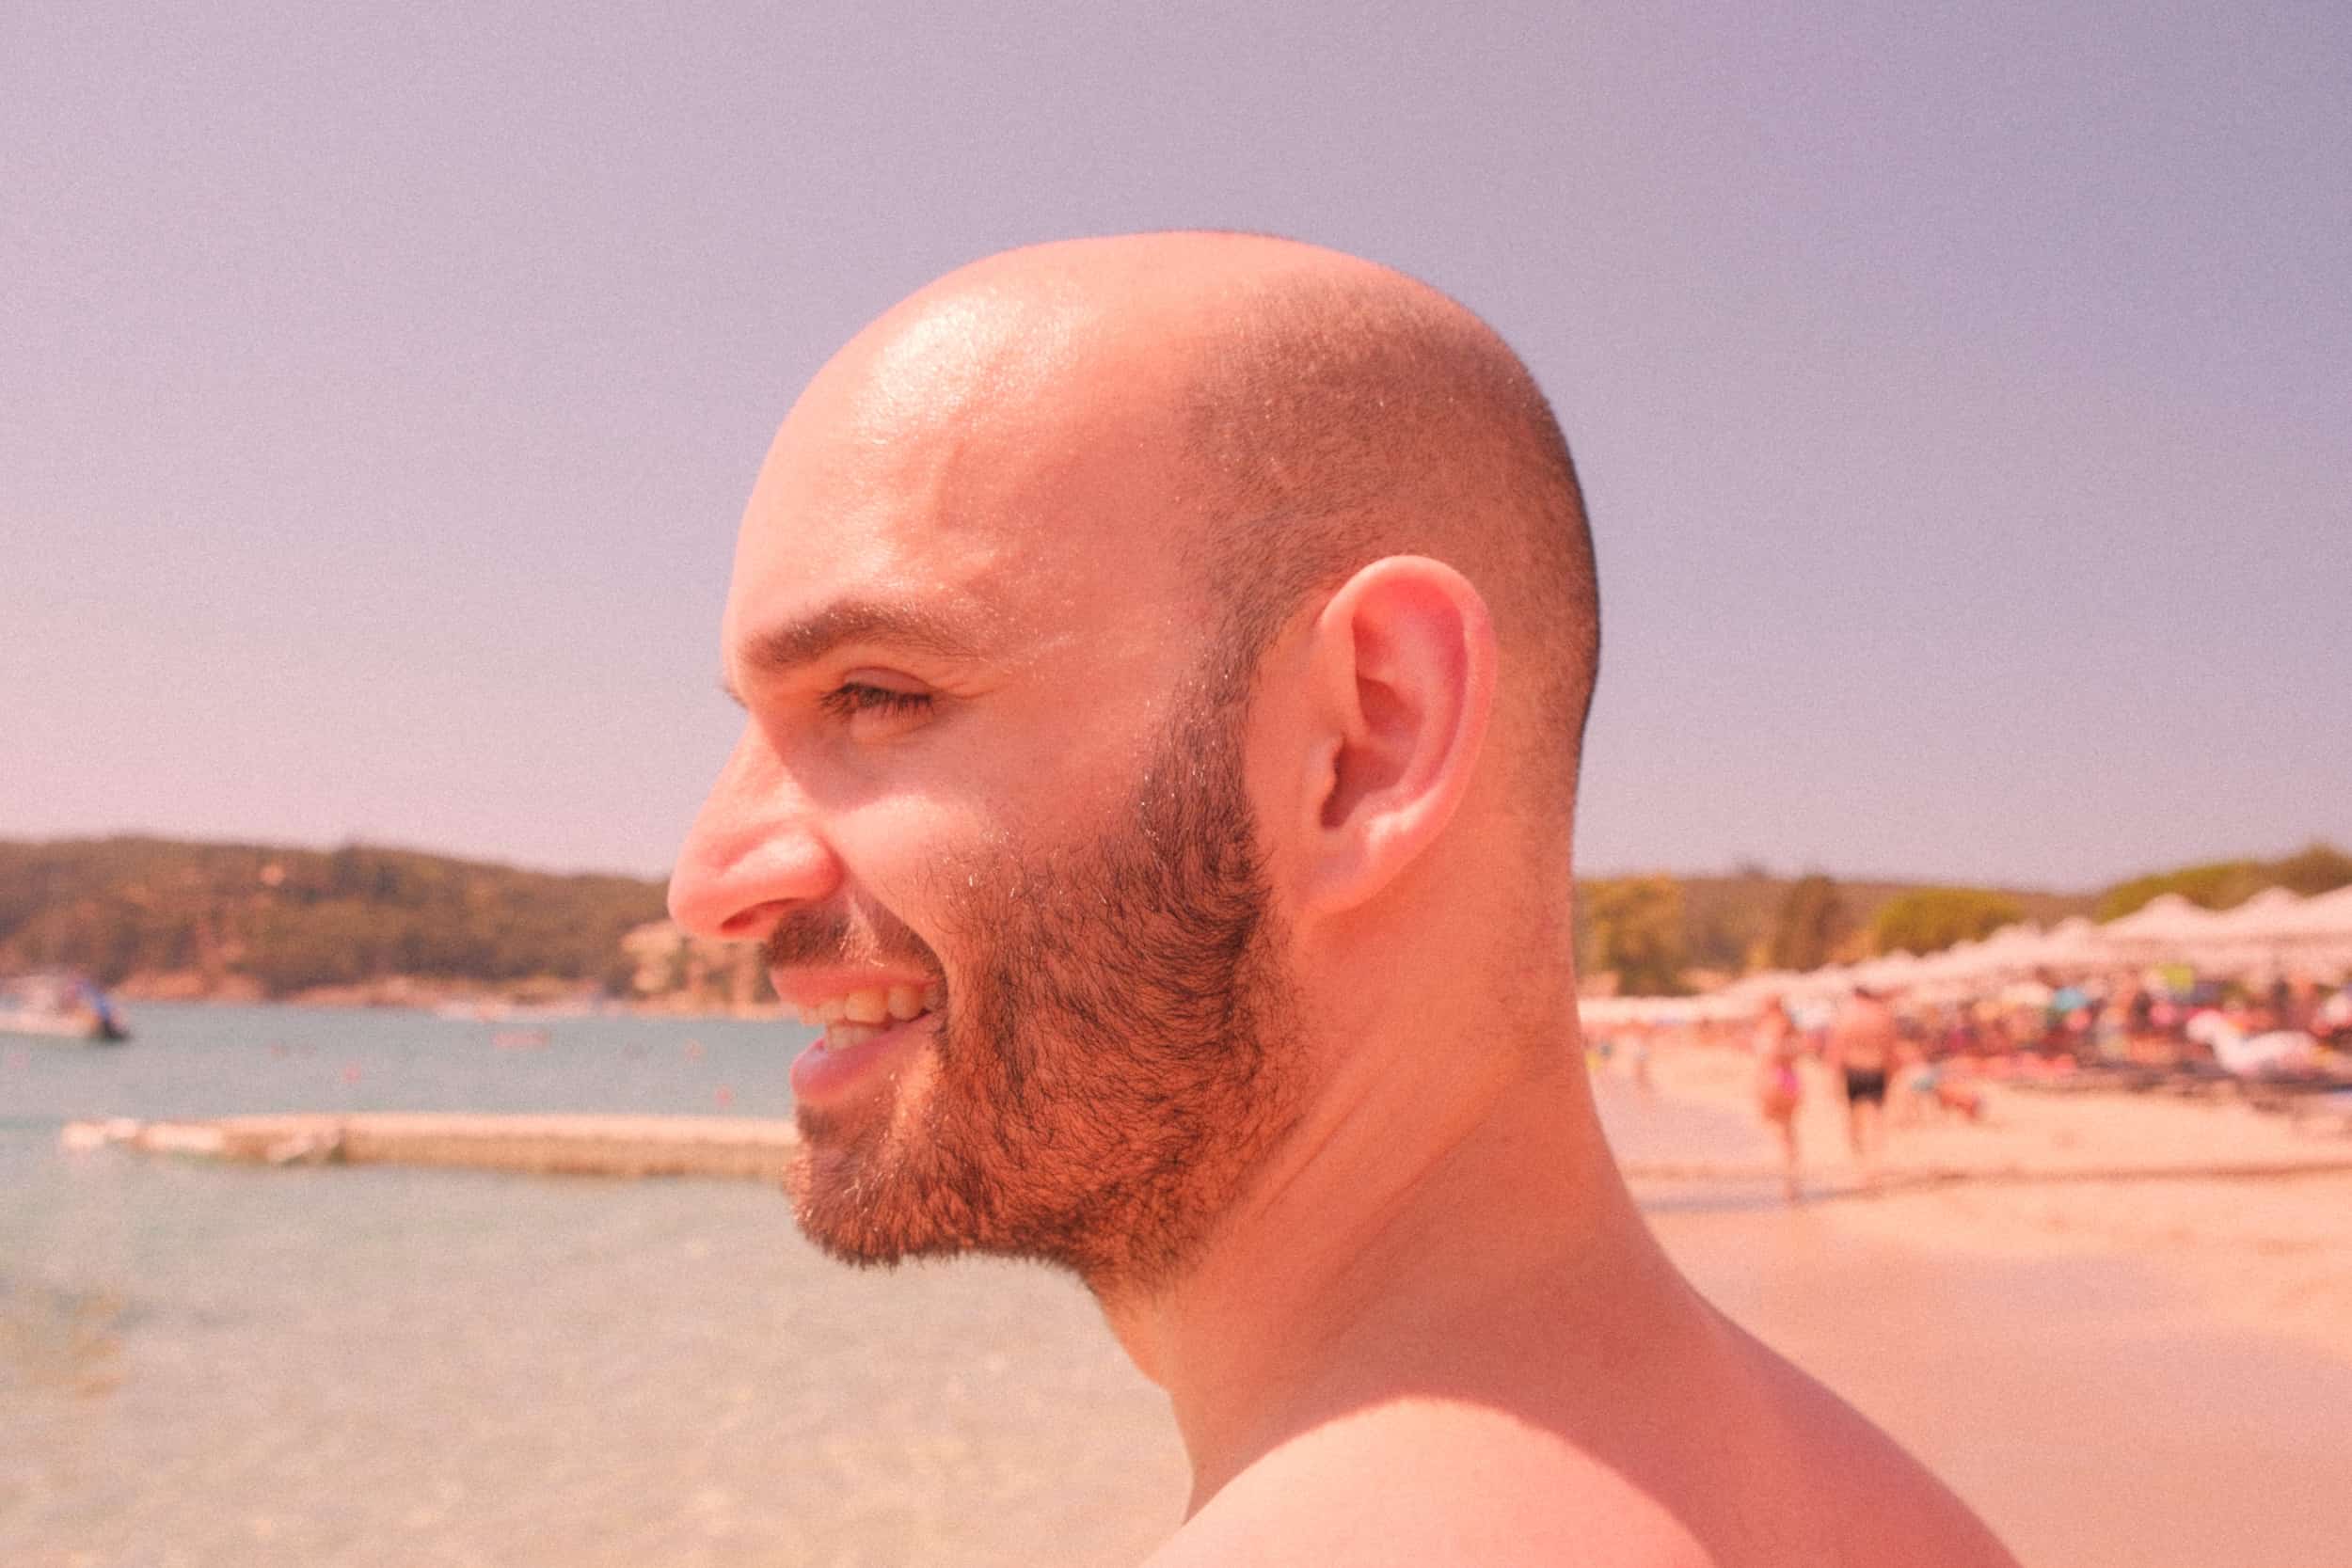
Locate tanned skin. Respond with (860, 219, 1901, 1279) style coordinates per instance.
(1834, 990, 1901, 1189)
(670, 232, 2019, 1566)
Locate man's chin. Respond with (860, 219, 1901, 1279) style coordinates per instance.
(785, 1129, 972, 1270)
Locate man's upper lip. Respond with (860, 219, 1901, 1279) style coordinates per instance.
(769, 965, 936, 1009)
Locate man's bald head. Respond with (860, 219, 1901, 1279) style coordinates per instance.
(803, 230, 1601, 820)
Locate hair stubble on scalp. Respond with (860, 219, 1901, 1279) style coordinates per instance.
(1169, 256, 1603, 832)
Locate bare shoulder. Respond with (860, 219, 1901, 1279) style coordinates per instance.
(1142, 1370, 2018, 1568)
(1739, 1327, 2022, 1568)
(1141, 1402, 1716, 1568)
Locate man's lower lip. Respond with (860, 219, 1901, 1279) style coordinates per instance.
(788, 1013, 935, 1106)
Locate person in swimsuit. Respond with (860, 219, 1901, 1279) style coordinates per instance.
(1752, 997, 1804, 1201)
(1831, 987, 1899, 1189)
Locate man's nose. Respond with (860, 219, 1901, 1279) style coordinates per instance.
(667, 728, 841, 943)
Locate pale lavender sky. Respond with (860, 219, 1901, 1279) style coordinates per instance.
(5, 1, 2346, 892)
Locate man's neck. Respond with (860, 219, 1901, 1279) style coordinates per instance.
(1099, 1028, 1708, 1514)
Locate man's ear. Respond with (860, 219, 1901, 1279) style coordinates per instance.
(1290, 556, 1496, 914)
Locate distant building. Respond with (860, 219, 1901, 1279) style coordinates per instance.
(619, 920, 767, 1011)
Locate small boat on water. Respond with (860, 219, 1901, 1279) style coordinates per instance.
(0, 972, 130, 1043)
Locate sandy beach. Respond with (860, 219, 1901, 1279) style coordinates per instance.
(1581, 1052, 2352, 1566)
(1625, 1043, 2352, 1369)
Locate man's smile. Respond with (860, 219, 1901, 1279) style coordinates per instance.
(782, 979, 942, 1051)
(773, 970, 945, 1106)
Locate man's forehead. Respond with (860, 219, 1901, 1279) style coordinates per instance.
(723, 462, 1017, 663)
(722, 295, 1202, 664)
(833, 287, 1083, 441)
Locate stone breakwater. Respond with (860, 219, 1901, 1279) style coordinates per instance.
(64, 1104, 2352, 1191)
(61, 1113, 800, 1180)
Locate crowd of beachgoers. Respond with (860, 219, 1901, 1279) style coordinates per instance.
(1595, 966, 2352, 1085)
(1834, 969, 2344, 1077)
(1584, 922, 2352, 1206)
(1588, 882, 2352, 1090)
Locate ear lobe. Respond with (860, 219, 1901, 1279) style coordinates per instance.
(1298, 556, 1495, 912)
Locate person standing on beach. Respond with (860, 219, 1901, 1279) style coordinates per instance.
(669, 232, 2017, 1567)
(1753, 997, 1806, 1201)
(1832, 986, 1899, 1189)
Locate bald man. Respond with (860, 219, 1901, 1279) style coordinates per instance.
(669, 233, 2016, 1567)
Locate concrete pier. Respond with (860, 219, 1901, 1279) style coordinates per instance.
(63, 1113, 799, 1180)
(64, 1112, 2352, 1191)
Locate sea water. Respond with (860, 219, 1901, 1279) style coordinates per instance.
(3, 1004, 1184, 1568)
(0, 1015, 1770, 1568)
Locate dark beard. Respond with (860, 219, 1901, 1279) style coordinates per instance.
(774, 688, 1303, 1296)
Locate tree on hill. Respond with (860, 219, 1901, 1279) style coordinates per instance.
(2095, 842, 2352, 920)
(2275, 841, 2352, 896)
(1579, 876, 1690, 996)
(1767, 874, 1852, 973)
(1870, 887, 2024, 957)
(2096, 860, 2265, 920)
(1677, 862, 1780, 975)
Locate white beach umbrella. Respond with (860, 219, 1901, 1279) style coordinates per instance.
(2263, 884, 2352, 942)
(2186, 887, 2352, 976)
(1915, 939, 1987, 985)
(1958, 922, 2051, 980)
(2034, 915, 2111, 974)
(2198, 888, 2306, 976)
(1871, 950, 1932, 991)
(2265, 885, 2352, 976)
(1800, 964, 1855, 1000)
(2100, 892, 2210, 937)
(2217, 887, 2305, 935)
(2100, 894, 2231, 962)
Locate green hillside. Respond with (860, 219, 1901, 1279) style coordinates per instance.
(7, 834, 2343, 1004)
(2093, 842, 2352, 920)
(1577, 843, 2347, 995)
(1575, 869, 2096, 995)
(0, 837, 667, 1000)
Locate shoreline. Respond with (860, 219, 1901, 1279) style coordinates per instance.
(1617, 1042, 2352, 1368)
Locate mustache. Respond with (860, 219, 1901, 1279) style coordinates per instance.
(760, 899, 938, 974)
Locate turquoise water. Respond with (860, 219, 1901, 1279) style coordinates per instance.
(0, 1001, 803, 1125)
(4, 1005, 1182, 1567)
(8, 1006, 2349, 1566)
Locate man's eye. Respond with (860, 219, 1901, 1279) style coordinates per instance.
(818, 683, 933, 722)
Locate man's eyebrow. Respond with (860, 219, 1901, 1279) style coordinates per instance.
(721, 596, 989, 701)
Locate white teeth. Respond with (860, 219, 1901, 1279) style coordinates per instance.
(797, 982, 940, 1045)
(823, 1021, 884, 1052)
